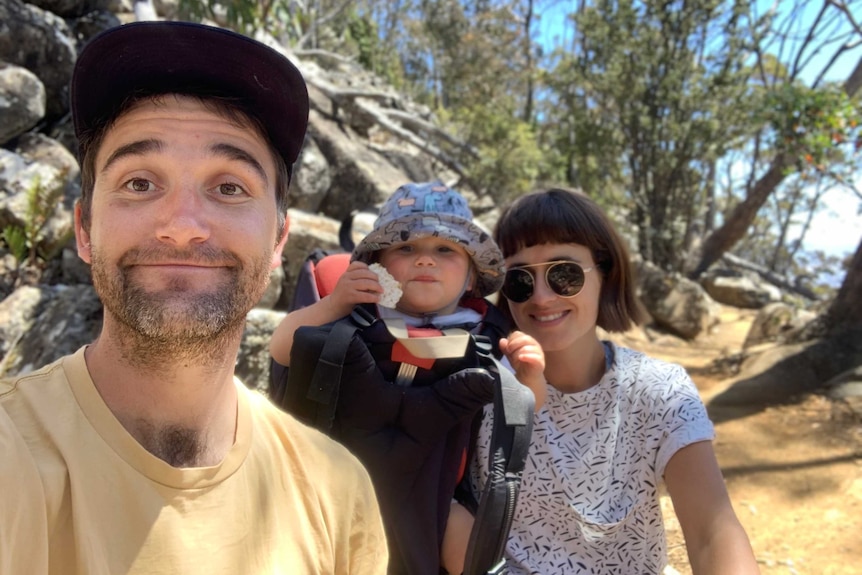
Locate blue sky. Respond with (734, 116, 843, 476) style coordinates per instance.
(533, 1, 862, 260)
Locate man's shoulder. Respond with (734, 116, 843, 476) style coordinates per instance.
(1, 353, 72, 402)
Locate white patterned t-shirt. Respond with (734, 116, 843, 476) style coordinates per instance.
(471, 342, 714, 574)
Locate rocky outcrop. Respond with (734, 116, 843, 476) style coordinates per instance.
(0, 0, 77, 119)
(701, 269, 781, 309)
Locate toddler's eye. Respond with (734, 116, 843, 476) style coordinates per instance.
(396, 245, 414, 253)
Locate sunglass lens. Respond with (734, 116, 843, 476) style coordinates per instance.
(548, 262, 585, 297)
(502, 269, 534, 303)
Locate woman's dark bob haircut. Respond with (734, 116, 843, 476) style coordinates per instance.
(494, 188, 645, 333)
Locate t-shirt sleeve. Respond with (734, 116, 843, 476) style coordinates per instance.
(650, 362, 715, 478)
(0, 407, 49, 575)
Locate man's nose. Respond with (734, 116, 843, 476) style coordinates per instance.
(154, 187, 211, 245)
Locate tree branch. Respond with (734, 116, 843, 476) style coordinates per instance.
(720, 252, 820, 300)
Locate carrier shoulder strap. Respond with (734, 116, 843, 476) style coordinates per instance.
(462, 342, 535, 575)
(305, 305, 376, 430)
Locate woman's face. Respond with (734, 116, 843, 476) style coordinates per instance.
(503, 242, 602, 354)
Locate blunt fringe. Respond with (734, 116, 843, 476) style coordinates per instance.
(494, 188, 645, 332)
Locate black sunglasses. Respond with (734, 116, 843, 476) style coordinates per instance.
(501, 260, 594, 303)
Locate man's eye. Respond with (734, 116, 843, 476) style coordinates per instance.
(218, 183, 245, 196)
(125, 179, 153, 192)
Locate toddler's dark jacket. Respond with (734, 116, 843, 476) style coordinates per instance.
(270, 298, 510, 575)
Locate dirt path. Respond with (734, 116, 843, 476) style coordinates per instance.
(612, 308, 862, 574)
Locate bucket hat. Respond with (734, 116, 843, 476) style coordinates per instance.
(352, 182, 504, 297)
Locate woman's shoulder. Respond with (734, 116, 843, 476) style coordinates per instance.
(605, 342, 695, 399)
(608, 342, 689, 377)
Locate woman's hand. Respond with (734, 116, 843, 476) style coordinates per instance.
(500, 330, 547, 410)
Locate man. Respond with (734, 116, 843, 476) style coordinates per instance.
(0, 21, 387, 575)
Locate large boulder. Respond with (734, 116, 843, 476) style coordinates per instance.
(637, 260, 719, 340)
(743, 302, 817, 349)
(701, 269, 781, 309)
(0, 64, 46, 145)
(238, 308, 286, 394)
(0, 0, 77, 119)
(0, 283, 102, 376)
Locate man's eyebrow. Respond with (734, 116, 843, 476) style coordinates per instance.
(210, 143, 269, 185)
(101, 139, 163, 174)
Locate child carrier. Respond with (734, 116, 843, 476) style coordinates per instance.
(269, 214, 534, 575)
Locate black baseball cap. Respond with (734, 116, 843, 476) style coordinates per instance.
(71, 21, 309, 167)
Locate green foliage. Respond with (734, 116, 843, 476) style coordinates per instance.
(1, 226, 27, 263)
(1, 173, 70, 270)
(761, 84, 861, 177)
(177, 0, 300, 40)
(447, 103, 544, 203)
(345, 11, 406, 89)
(542, 0, 762, 270)
(348, 14, 377, 70)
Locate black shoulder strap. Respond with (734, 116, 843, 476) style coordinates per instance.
(273, 305, 375, 431)
(305, 306, 375, 429)
(462, 355, 535, 575)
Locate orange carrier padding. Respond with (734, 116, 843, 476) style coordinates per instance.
(313, 253, 352, 298)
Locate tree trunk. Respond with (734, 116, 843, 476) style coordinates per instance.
(825, 236, 862, 335)
(844, 56, 862, 95)
(691, 154, 791, 277)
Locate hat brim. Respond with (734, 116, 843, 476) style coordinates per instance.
(71, 22, 308, 166)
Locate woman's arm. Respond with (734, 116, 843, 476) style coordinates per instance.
(665, 440, 760, 575)
(441, 501, 474, 574)
(269, 261, 382, 365)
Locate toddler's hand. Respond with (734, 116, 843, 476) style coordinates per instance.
(328, 261, 384, 314)
(500, 331, 547, 411)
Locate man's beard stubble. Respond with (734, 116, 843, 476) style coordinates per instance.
(89, 243, 272, 369)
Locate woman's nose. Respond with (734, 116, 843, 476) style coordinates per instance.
(530, 270, 557, 304)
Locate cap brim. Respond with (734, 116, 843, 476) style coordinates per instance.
(71, 22, 308, 166)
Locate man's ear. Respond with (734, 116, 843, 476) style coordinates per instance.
(74, 202, 92, 264)
(271, 212, 289, 270)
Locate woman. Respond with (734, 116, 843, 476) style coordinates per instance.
(471, 188, 759, 574)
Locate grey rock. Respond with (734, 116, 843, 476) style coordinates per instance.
(0, 0, 77, 119)
(0, 64, 46, 144)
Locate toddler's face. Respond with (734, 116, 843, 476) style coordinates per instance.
(378, 237, 474, 316)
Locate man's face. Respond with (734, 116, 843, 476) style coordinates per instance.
(75, 96, 289, 343)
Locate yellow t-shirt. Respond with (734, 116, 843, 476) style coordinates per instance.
(0, 347, 388, 575)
